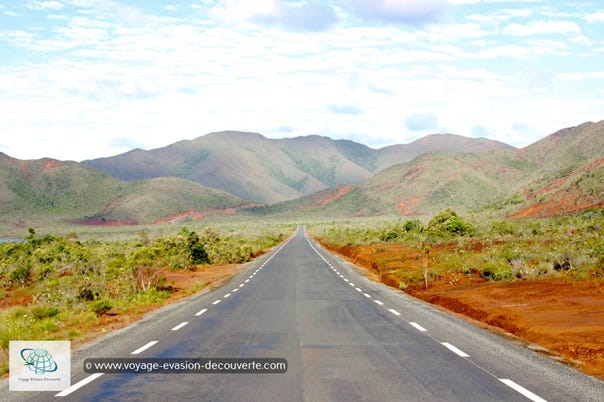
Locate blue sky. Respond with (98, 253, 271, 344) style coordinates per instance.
(1, 0, 603, 161)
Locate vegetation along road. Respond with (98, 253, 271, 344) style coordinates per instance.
(4, 227, 602, 401)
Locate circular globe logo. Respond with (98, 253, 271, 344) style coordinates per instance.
(20, 348, 59, 375)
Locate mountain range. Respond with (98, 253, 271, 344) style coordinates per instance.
(83, 132, 513, 204)
(0, 121, 602, 229)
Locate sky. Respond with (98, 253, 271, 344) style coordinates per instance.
(1, 0, 603, 161)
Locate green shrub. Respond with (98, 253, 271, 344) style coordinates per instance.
(481, 261, 513, 281)
(427, 208, 475, 239)
(89, 299, 112, 315)
(11, 264, 32, 286)
(31, 306, 60, 320)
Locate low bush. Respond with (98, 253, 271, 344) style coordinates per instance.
(31, 306, 60, 320)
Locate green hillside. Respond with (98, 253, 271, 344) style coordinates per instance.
(0, 154, 245, 228)
(256, 121, 604, 219)
(2, 121, 601, 230)
(84, 132, 511, 204)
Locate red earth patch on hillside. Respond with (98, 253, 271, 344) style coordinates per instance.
(510, 158, 604, 218)
(154, 204, 264, 224)
(43, 159, 61, 171)
(397, 197, 421, 216)
(302, 185, 354, 209)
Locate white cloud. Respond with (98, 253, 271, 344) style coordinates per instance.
(211, 0, 337, 31)
(503, 20, 581, 36)
(585, 11, 604, 24)
(0, 0, 602, 160)
(484, 0, 543, 3)
(345, 0, 448, 24)
(449, 0, 480, 4)
(25, 1, 65, 10)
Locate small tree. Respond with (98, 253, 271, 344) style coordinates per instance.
(421, 241, 430, 290)
(427, 208, 475, 239)
(126, 247, 166, 292)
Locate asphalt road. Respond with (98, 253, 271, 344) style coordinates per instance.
(4, 227, 603, 401)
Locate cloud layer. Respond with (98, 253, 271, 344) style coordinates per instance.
(0, 0, 603, 160)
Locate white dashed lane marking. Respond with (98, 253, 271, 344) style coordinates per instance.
(441, 342, 470, 358)
(305, 232, 548, 402)
(409, 322, 427, 332)
(499, 379, 548, 402)
(55, 373, 104, 397)
(195, 308, 208, 316)
(171, 322, 189, 331)
(131, 341, 158, 355)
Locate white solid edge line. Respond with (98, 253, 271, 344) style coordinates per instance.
(388, 309, 401, 316)
(131, 340, 158, 355)
(195, 308, 208, 316)
(374, 300, 384, 306)
(171, 321, 189, 331)
(55, 373, 104, 397)
(409, 322, 427, 332)
(212, 300, 221, 305)
(441, 342, 470, 357)
(499, 379, 548, 402)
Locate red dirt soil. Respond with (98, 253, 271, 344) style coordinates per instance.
(81, 264, 245, 344)
(320, 241, 604, 380)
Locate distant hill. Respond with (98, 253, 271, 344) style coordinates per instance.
(260, 121, 604, 218)
(509, 121, 604, 217)
(0, 153, 245, 227)
(2, 121, 601, 229)
(84, 132, 513, 204)
(375, 134, 516, 172)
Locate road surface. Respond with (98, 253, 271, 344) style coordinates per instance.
(4, 227, 603, 401)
